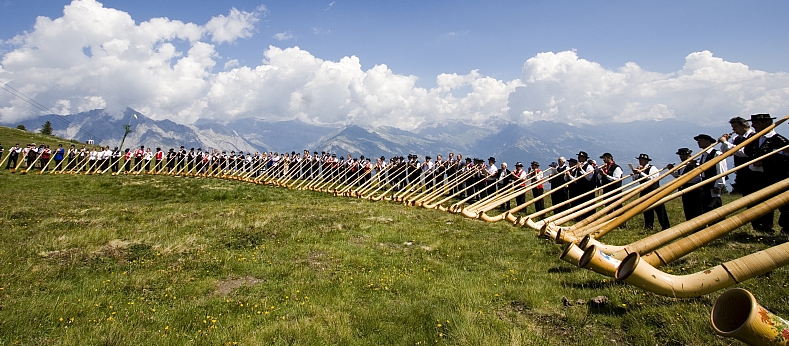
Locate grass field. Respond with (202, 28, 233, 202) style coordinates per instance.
(0, 127, 788, 345)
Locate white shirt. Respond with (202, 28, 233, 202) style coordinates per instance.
(699, 148, 728, 197)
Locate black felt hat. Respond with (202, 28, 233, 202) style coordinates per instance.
(693, 134, 716, 142)
(749, 113, 776, 122)
(676, 148, 692, 155)
(636, 153, 652, 161)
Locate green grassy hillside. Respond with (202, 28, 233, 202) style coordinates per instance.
(0, 126, 786, 345)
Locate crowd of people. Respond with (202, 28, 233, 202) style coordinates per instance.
(2, 114, 787, 233)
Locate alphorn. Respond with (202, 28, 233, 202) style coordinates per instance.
(36, 153, 55, 175)
(560, 140, 719, 232)
(10, 148, 28, 173)
(417, 168, 477, 207)
(0, 150, 12, 171)
(520, 172, 640, 227)
(711, 288, 789, 346)
(368, 164, 411, 201)
(480, 172, 582, 223)
(22, 150, 45, 175)
(572, 187, 789, 296)
(614, 238, 789, 298)
(579, 117, 786, 234)
(582, 146, 789, 254)
(641, 143, 789, 214)
(409, 165, 466, 206)
(551, 170, 663, 234)
(365, 163, 410, 199)
(463, 171, 534, 213)
(581, 175, 789, 257)
(538, 142, 718, 238)
(57, 154, 77, 175)
(424, 171, 488, 210)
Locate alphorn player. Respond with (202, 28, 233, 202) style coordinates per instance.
(548, 158, 570, 215)
(527, 161, 545, 213)
(511, 162, 529, 208)
(745, 113, 789, 233)
(597, 153, 625, 226)
(718, 116, 754, 195)
(496, 162, 512, 209)
(667, 148, 702, 221)
(694, 134, 728, 217)
(567, 151, 595, 220)
(632, 153, 670, 231)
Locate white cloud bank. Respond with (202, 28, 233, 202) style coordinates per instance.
(1, 0, 788, 130)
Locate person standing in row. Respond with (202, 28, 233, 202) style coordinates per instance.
(528, 161, 545, 214)
(694, 134, 728, 217)
(668, 148, 702, 221)
(745, 113, 789, 233)
(632, 154, 670, 231)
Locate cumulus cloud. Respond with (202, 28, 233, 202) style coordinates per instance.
(205, 7, 264, 44)
(1, 0, 788, 130)
(507, 50, 789, 125)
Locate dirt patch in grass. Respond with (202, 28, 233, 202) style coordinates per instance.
(215, 276, 264, 295)
(95, 239, 131, 259)
(496, 300, 629, 345)
(38, 248, 84, 264)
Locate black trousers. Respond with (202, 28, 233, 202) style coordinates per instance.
(641, 188, 670, 230)
(532, 187, 545, 213)
(550, 187, 569, 215)
(680, 188, 703, 221)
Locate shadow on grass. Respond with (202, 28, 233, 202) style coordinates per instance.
(716, 231, 788, 246)
(562, 279, 627, 290)
(587, 304, 627, 317)
(547, 266, 576, 274)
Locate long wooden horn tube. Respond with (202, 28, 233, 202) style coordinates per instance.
(615, 239, 789, 298)
(468, 178, 528, 213)
(584, 175, 789, 257)
(516, 168, 606, 227)
(362, 164, 403, 198)
(546, 173, 641, 225)
(502, 173, 592, 222)
(421, 169, 478, 208)
(416, 168, 470, 206)
(22, 150, 45, 175)
(638, 188, 789, 268)
(409, 166, 458, 204)
(369, 165, 413, 201)
(466, 170, 538, 212)
(37, 153, 55, 175)
(558, 243, 585, 267)
(70, 154, 93, 174)
(0, 149, 11, 171)
(568, 141, 718, 231)
(407, 169, 458, 205)
(310, 164, 339, 190)
(644, 144, 789, 214)
(388, 169, 423, 201)
(363, 164, 402, 197)
(56, 154, 75, 174)
(711, 288, 789, 346)
(577, 244, 622, 277)
(478, 176, 557, 222)
(452, 170, 517, 213)
(585, 118, 786, 233)
(520, 171, 633, 227)
(448, 177, 493, 213)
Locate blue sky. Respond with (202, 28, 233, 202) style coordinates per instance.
(1, 0, 788, 128)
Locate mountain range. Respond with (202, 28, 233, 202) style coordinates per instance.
(8, 108, 732, 167)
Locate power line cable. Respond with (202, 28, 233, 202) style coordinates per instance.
(1, 82, 98, 140)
